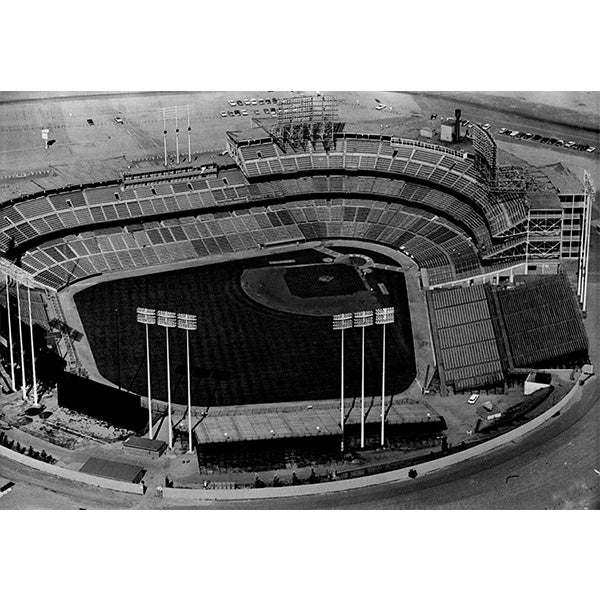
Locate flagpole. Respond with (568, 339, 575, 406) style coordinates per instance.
(27, 286, 38, 406)
(16, 282, 27, 400)
(5, 275, 15, 391)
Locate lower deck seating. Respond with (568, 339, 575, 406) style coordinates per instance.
(19, 198, 482, 290)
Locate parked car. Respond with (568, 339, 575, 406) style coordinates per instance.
(234, 109, 241, 116)
(86, 118, 94, 126)
(564, 141, 575, 148)
(236, 100, 243, 106)
(468, 394, 479, 404)
(509, 130, 520, 137)
(270, 107, 277, 115)
(228, 111, 235, 117)
(241, 109, 248, 116)
(244, 99, 251, 105)
(586, 146, 596, 153)
(482, 123, 492, 131)
(228, 100, 237, 107)
(264, 108, 271, 115)
(113, 116, 124, 124)
(272, 97, 278, 103)
(254, 110, 260, 116)
(251, 98, 257, 105)
(258, 98, 264, 104)
(376, 104, 386, 110)
(265, 98, 271, 104)
(532, 134, 542, 141)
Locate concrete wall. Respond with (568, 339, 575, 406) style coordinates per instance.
(163, 372, 589, 502)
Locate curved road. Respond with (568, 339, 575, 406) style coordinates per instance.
(1, 376, 597, 510)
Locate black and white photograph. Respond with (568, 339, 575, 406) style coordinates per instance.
(0, 2, 597, 599)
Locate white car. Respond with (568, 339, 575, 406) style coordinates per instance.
(228, 100, 237, 107)
(586, 146, 596, 153)
(241, 109, 248, 116)
(251, 98, 258, 105)
(482, 123, 492, 131)
(467, 394, 479, 404)
(220, 111, 227, 118)
(509, 130, 520, 137)
(113, 116, 124, 124)
(376, 104, 386, 111)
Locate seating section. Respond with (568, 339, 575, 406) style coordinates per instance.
(428, 284, 504, 392)
(235, 134, 523, 237)
(494, 274, 588, 367)
(0, 171, 494, 255)
(20, 199, 480, 290)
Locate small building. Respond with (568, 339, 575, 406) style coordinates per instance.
(420, 127, 434, 139)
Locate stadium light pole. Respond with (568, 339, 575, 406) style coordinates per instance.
(178, 313, 197, 454)
(333, 313, 353, 454)
(162, 109, 168, 167)
(187, 105, 192, 163)
(354, 310, 374, 448)
(157, 310, 177, 449)
(26, 285, 38, 406)
(375, 307, 395, 447)
(5, 274, 16, 391)
(175, 110, 180, 165)
(16, 282, 27, 401)
(137, 307, 157, 439)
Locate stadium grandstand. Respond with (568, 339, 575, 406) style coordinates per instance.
(0, 95, 594, 460)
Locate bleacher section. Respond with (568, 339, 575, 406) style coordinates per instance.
(0, 172, 492, 257)
(235, 133, 525, 238)
(19, 199, 481, 289)
(427, 285, 504, 392)
(493, 274, 589, 367)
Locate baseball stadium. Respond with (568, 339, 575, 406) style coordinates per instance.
(0, 91, 596, 502)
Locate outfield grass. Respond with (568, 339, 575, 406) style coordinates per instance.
(74, 250, 416, 407)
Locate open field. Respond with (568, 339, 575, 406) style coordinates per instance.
(73, 249, 417, 407)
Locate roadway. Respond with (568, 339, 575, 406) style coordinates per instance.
(1, 374, 597, 510)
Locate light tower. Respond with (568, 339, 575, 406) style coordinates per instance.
(333, 313, 353, 454)
(157, 310, 177, 449)
(136, 307, 157, 439)
(375, 307, 395, 446)
(177, 312, 197, 453)
(354, 310, 374, 448)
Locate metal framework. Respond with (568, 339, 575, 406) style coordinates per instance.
(578, 171, 595, 311)
(490, 165, 558, 194)
(472, 125, 498, 185)
(271, 95, 339, 152)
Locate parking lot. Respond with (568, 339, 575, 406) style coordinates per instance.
(496, 126, 596, 154)
(218, 95, 280, 120)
